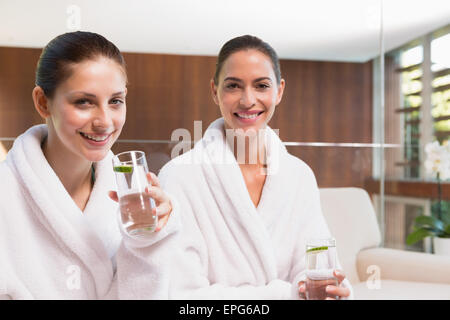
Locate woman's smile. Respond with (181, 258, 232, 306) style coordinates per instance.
(78, 130, 114, 146)
(233, 110, 265, 124)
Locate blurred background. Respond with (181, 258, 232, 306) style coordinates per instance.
(0, 0, 449, 254)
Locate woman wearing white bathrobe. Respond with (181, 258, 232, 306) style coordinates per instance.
(0, 32, 178, 299)
(163, 35, 353, 300)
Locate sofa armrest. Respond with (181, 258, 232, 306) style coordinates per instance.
(356, 247, 450, 285)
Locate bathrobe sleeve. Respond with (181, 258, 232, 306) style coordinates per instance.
(0, 262, 9, 299)
(288, 174, 354, 300)
(106, 194, 181, 300)
(169, 199, 291, 300)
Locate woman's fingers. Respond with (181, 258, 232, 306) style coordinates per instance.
(154, 201, 172, 218)
(146, 172, 160, 188)
(298, 281, 306, 299)
(153, 202, 171, 232)
(108, 191, 119, 202)
(154, 212, 170, 232)
(146, 186, 169, 207)
(326, 285, 350, 299)
(334, 269, 346, 285)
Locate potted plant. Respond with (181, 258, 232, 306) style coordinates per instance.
(406, 140, 450, 255)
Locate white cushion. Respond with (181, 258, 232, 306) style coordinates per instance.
(319, 188, 381, 284)
(357, 247, 450, 284)
(353, 280, 450, 300)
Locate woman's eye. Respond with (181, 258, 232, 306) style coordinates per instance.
(111, 99, 124, 105)
(75, 99, 92, 106)
(226, 83, 239, 89)
(257, 83, 270, 89)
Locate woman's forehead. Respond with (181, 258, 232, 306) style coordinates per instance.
(57, 58, 126, 94)
(220, 50, 276, 80)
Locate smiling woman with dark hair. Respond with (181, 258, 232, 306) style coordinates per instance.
(0, 31, 178, 299)
(162, 35, 353, 300)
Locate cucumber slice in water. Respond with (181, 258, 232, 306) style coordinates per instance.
(306, 246, 328, 253)
(113, 165, 133, 173)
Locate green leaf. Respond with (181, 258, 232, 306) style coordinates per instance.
(406, 228, 435, 245)
(442, 211, 450, 226)
(414, 215, 445, 231)
(444, 224, 450, 236)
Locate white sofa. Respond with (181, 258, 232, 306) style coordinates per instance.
(319, 187, 450, 300)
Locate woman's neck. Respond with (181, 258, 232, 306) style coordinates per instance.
(225, 125, 267, 170)
(42, 134, 93, 211)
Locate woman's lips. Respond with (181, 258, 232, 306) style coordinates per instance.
(234, 111, 264, 123)
(78, 131, 113, 146)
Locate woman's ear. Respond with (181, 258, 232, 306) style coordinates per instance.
(32, 86, 51, 119)
(210, 79, 219, 105)
(275, 79, 286, 105)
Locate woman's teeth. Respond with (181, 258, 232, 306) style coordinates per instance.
(79, 132, 110, 142)
(236, 112, 262, 119)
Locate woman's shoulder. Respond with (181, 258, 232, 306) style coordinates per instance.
(0, 161, 22, 219)
(284, 152, 317, 180)
(0, 160, 17, 188)
(158, 148, 200, 183)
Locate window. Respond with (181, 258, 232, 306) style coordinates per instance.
(392, 25, 450, 179)
(431, 33, 450, 142)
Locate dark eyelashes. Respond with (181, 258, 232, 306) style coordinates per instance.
(224, 83, 271, 89)
(74, 98, 124, 105)
(75, 99, 91, 105)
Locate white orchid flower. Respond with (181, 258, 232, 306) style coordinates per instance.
(424, 140, 450, 180)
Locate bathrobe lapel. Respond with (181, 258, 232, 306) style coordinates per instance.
(7, 125, 116, 297)
(198, 119, 285, 282)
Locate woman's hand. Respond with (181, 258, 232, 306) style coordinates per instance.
(109, 172, 172, 232)
(298, 270, 350, 300)
(325, 270, 350, 300)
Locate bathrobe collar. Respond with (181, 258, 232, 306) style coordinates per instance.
(6, 124, 118, 297)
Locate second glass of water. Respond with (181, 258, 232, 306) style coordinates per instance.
(305, 238, 338, 300)
(112, 151, 157, 237)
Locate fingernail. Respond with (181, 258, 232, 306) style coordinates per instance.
(326, 286, 332, 292)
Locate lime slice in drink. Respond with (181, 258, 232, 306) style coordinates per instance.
(306, 246, 328, 254)
(113, 165, 133, 173)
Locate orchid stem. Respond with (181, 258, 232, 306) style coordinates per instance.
(437, 172, 442, 222)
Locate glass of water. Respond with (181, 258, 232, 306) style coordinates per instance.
(112, 150, 157, 237)
(305, 238, 338, 300)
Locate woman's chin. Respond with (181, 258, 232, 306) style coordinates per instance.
(229, 118, 267, 133)
(83, 149, 110, 162)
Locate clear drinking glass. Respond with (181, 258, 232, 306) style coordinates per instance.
(112, 151, 157, 237)
(305, 238, 338, 300)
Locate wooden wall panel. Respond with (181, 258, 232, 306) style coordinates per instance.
(121, 52, 220, 140)
(0, 46, 373, 188)
(273, 59, 373, 188)
(0, 47, 44, 137)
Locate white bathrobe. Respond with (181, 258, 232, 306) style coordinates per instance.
(160, 118, 353, 300)
(0, 125, 180, 300)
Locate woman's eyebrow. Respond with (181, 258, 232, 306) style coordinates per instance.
(223, 77, 243, 82)
(70, 91, 97, 97)
(69, 91, 125, 97)
(253, 77, 272, 82)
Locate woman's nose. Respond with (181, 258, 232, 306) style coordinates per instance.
(92, 105, 113, 129)
(240, 88, 257, 108)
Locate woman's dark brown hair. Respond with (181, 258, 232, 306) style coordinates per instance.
(35, 31, 126, 98)
(213, 35, 281, 85)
